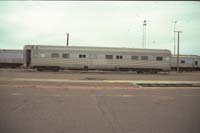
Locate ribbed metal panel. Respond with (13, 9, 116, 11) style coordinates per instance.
(25, 45, 171, 54)
(0, 49, 23, 64)
(24, 45, 171, 71)
(171, 55, 198, 68)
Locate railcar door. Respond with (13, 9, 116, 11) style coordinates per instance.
(194, 61, 198, 67)
(26, 50, 31, 67)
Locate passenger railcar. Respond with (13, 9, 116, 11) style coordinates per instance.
(24, 45, 171, 73)
(171, 55, 200, 71)
(0, 49, 23, 68)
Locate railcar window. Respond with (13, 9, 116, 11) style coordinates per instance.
(181, 60, 185, 64)
(116, 55, 123, 59)
(105, 55, 113, 59)
(141, 56, 148, 60)
(79, 54, 86, 58)
(195, 61, 198, 65)
(132, 56, 139, 60)
(40, 53, 45, 58)
(63, 53, 70, 58)
(165, 57, 170, 61)
(156, 56, 163, 61)
(89, 54, 97, 59)
(51, 53, 59, 58)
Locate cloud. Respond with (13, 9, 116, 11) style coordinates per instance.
(0, 1, 200, 55)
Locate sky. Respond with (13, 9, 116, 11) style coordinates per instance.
(0, 1, 200, 55)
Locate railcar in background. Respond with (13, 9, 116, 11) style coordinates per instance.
(0, 49, 23, 68)
(24, 45, 171, 73)
(171, 55, 200, 71)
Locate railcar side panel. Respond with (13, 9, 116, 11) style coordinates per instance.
(171, 55, 200, 71)
(24, 45, 171, 72)
(0, 49, 23, 68)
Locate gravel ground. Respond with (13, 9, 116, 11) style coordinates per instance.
(0, 68, 200, 81)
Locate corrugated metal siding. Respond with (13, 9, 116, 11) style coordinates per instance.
(29, 47, 171, 70)
(171, 55, 198, 68)
(0, 49, 23, 63)
(25, 45, 171, 54)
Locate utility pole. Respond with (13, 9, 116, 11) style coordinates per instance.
(174, 31, 182, 73)
(172, 21, 177, 55)
(142, 20, 147, 48)
(66, 33, 69, 47)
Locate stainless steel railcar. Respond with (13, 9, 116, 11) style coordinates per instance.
(0, 49, 23, 68)
(171, 55, 200, 71)
(24, 45, 171, 73)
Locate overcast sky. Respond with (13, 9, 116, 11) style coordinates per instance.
(0, 1, 200, 55)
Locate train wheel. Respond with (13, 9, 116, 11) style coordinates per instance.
(37, 67, 44, 71)
(136, 70, 143, 74)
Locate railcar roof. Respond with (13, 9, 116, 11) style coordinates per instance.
(0, 49, 23, 51)
(172, 55, 199, 58)
(24, 45, 171, 54)
(0, 49, 23, 53)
